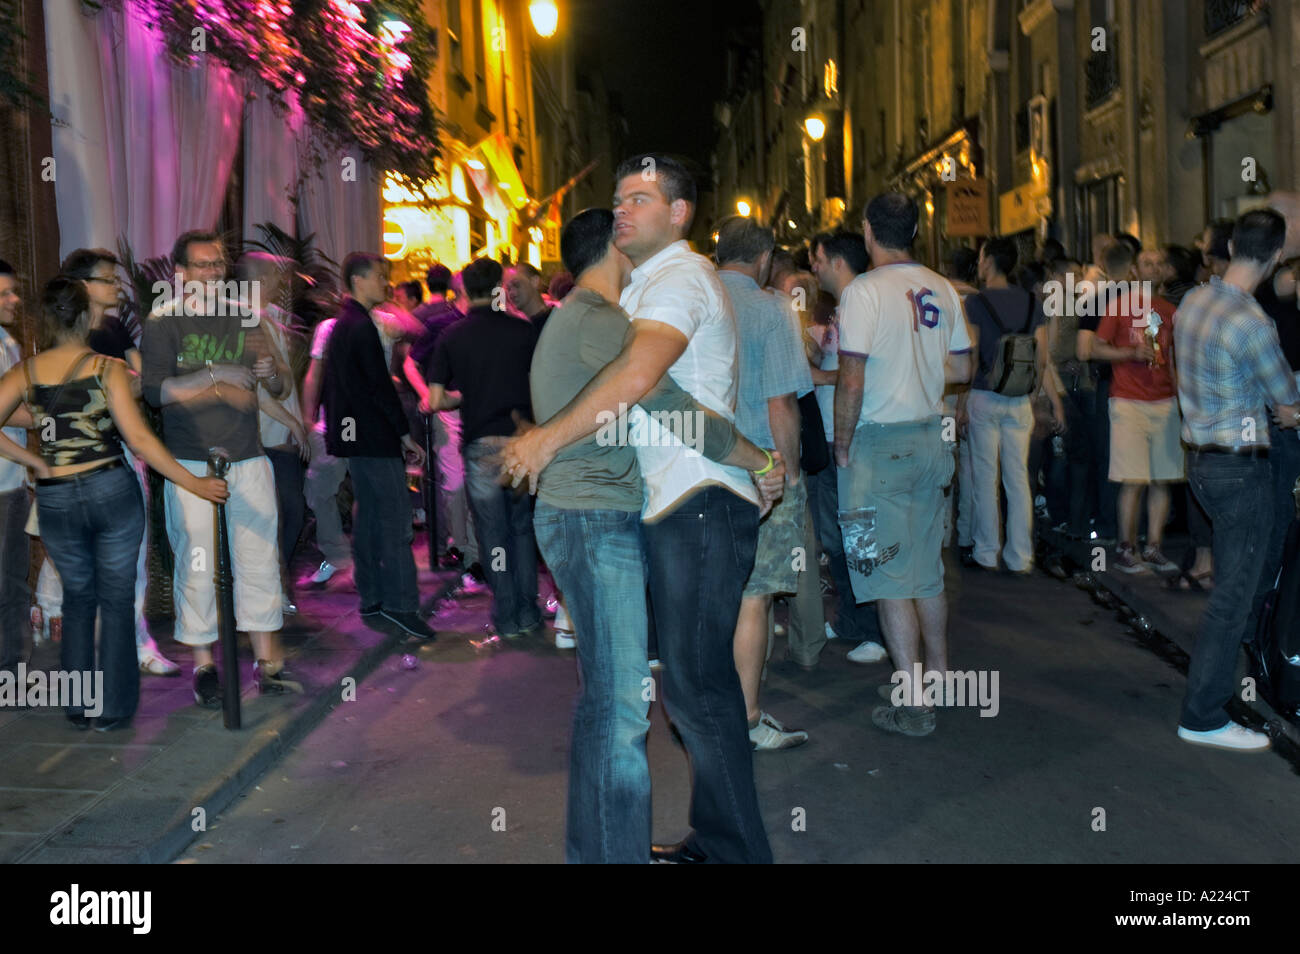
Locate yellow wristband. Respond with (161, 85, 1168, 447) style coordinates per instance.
(753, 449, 775, 476)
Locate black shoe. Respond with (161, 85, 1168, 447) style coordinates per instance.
(379, 609, 437, 640)
(958, 546, 977, 567)
(94, 717, 132, 732)
(67, 712, 91, 730)
(466, 562, 487, 584)
(193, 664, 221, 708)
(438, 547, 464, 569)
(360, 603, 383, 617)
(651, 841, 708, 864)
(254, 659, 304, 695)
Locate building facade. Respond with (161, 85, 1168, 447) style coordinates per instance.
(713, 0, 1300, 268)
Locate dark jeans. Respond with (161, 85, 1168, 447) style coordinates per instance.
(0, 486, 30, 670)
(534, 504, 651, 864)
(808, 459, 882, 643)
(1251, 422, 1300, 630)
(37, 464, 143, 721)
(465, 437, 539, 635)
(266, 446, 305, 581)
(1181, 452, 1272, 731)
(1060, 383, 1097, 537)
(1091, 377, 1118, 537)
(348, 456, 419, 614)
(642, 487, 771, 864)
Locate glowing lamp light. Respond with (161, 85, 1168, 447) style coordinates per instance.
(530, 1, 558, 37)
(804, 115, 826, 141)
(787, 220, 797, 229)
(466, 158, 486, 170)
(735, 199, 752, 217)
(925, 196, 935, 216)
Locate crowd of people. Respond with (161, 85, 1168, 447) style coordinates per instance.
(0, 149, 1296, 862)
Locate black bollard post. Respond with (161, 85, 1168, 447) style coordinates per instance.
(208, 447, 239, 730)
(423, 411, 438, 563)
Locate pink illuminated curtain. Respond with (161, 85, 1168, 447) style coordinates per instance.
(243, 84, 303, 245)
(45, 0, 245, 260)
(295, 134, 382, 267)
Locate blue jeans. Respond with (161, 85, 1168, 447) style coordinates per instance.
(0, 486, 30, 670)
(465, 438, 539, 634)
(1181, 451, 1272, 731)
(643, 487, 771, 864)
(808, 459, 882, 643)
(534, 504, 651, 864)
(37, 463, 144, 721)
(348, 456, 419, 613)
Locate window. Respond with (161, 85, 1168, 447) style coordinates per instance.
(1075, 175, 1120, 260)
(447, 0, 464, 75)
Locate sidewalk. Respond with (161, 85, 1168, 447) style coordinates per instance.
(1040, 527, 1300, 749)
(0, 547, 461, 864)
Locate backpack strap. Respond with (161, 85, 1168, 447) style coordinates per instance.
(972, 292, 1010, 337)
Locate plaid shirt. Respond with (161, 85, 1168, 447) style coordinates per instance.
(1173, 277, 1300, 448)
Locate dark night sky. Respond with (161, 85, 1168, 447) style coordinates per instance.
(573, 0, 762, 169)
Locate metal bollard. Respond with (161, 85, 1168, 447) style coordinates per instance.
(208, 447, 239, 730)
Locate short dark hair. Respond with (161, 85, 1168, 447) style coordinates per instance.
(60, 248, 119, 281)
(1231, 208, 1287, 265)
(1205, 219, 1234, 261)
(614, 153, 698, 208)
(560, 208, 615, 279)
(1164, 245, 1199, 285)
(341, 252, 385, 294)
(425, 263, 452, 296)
(981, 237, 1018, 278)
(172, 230, 223, 267)
(0, 259, 14, 278)
(950, 246, 978, 284)
(1015, 260, 1046, 293)
(1040, 237, 1066, 266)
(816, 230, 869, 274)
(512, 261, 541, 281)
(863, 193, 919, 251)
(396, 280, 423, 304)
(462, 257, 504, 300)
(1102, 240, 1135, 276)
(1114, 231, 1142, 257)
(40, 275, 89, 347)
(715, 216, 775, 266)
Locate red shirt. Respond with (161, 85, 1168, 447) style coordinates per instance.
(1096, 293, 1177, 401)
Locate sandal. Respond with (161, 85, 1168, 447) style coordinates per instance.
(139, 648, 182, 676)
(1178, 569, 1214, 592)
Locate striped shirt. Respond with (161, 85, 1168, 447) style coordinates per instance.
(1173, 277, 1300, 448)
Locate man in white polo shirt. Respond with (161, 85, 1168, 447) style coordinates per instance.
(502, 153, 782, 864)
(834, 193, 973, 738)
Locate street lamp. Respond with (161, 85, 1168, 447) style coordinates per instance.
(804, 113, 826, 141)
(736, 199, 752, 217)
(530, 1, 558, 37)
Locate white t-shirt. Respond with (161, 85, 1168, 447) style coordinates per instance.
(619, 240, 758, 521)
(809, 318, 838, 443)
(838, 262, 972, 425)
(309, 318, 336, 433)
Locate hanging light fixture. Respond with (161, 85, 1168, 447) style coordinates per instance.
(530, 1, 558, 37)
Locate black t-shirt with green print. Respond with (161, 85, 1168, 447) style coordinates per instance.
(141, 307, 264, 462)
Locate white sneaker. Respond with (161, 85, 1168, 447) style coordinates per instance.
(1177, 723, 1271, 752)
(749, 711, 809, 751)
(773, 622, 786, 636)
(824, 622, 840, 640)
(553, 602, 571, 632)
(554, 631, 576, 649)
(847, 640, 889, 664)
(308, 560, 338, 585)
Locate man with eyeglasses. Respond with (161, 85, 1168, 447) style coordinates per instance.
(141, 230, 298, 706)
